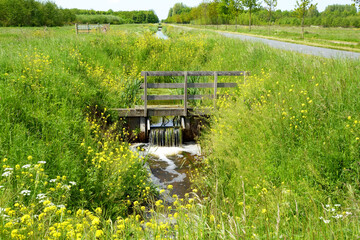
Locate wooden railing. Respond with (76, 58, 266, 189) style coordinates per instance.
(75, 23, 110, 34)
(140, 71, 249, 117)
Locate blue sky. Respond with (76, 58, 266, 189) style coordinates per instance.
(52, 0, 355, 20)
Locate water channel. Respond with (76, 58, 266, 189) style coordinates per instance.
(131, 116, 201, 198)
(133, 143, 201, 198)
(132, 30, 200, 198)
(155, 28, 169, 40)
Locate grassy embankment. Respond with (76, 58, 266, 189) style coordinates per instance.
(179, 24, 360, 53)
(0, 24, 360, 239)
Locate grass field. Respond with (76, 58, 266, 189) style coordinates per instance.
(183, 24, 360, 52)
(0, 24, 360, 239)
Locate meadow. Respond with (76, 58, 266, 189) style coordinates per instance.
(182, 24, 360, 52)
(0, 24, 360, 239)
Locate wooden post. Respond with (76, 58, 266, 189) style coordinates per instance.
(144, 72, 148, 117)
(214, 72, 218, 109)
(97, 23, 100, 33)
(184, 71, 188, 116)
(75, 23, 78, 35)
(140, 117, 146, 141)
(244, 71, 247, 85)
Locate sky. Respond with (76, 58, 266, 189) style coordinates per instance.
(52, 0, 355, 20)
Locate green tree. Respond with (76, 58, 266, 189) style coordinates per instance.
(264, 0, 277, 34)
(242, 0, 261, 31)
(353, 0, 360, 9)
(295, 0, 316, 39)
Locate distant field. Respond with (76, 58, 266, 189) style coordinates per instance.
(186, 24, 360, 52)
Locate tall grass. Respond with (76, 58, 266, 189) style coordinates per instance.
(0, 25, 359, 239)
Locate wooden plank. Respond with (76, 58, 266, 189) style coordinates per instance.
(144, 72, 147, 117)
(111, 107, 212, 117)
(184, 72, 188, 117)
(143, 95, 184, 100)
(140, 82, 237, 89)
(141, 71, 249, 77)
(141, 83, 183, 89)
(214, 72, 218, 108)
(190, 82, 237, 88)
(141, 95, 214, 101)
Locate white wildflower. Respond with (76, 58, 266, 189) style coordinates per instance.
(332, 214, 343, 219)
(2, 171, 12, 177)
(69, 181, 76, 186)
(38, 161, 46, 164)
(323, 219, 330, 224)
(0, 186, 4, 189)
(57, 205, 66, 209)
(331, 208, 335, 212)
(20, 190, 31, 196)
(325, 204, 330, 208)
(49, 179, 57, 183)
(345, 212, 352, 216)
(334, 204, 341, 207)
(62, 185, 70, 190)
(36, 193, 46, 199)
(319, 216, 323, 220)
(22, 164, 31, 169)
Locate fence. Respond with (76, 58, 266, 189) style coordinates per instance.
(75, 23, 110, 34)
(141, 71, 250, 117)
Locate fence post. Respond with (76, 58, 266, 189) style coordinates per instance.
(144, 72, 148, 117)
(75, 23, 78, 34)
(214, 72, 218, 109)
(184, 71, 188, 116)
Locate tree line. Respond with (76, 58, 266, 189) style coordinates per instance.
(165, 1, 360, 28)
(0, 0, 75, 27)
(73, 9, 159, 24)
(0, 0, 159, 27)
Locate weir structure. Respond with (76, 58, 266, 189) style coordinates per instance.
(112, 71, 249, 143)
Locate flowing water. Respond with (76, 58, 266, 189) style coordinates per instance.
(132, 116, 201, 198)
(155, 29, 169, 40)
(149, 128, 182, 147)
(132, 143, 201, 198)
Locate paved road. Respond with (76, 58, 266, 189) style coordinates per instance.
(171, 25, 360, 59)
(220, 32, 360, 59)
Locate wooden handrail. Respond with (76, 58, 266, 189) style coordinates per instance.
(141, 71, 249, 77)
(140, 82, 238, 89)
(141, 71, 250, 117)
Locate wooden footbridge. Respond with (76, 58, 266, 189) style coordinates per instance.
(112, 71, 249, 141)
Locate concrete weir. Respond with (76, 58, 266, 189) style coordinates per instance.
(121, 115, 205, 142)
